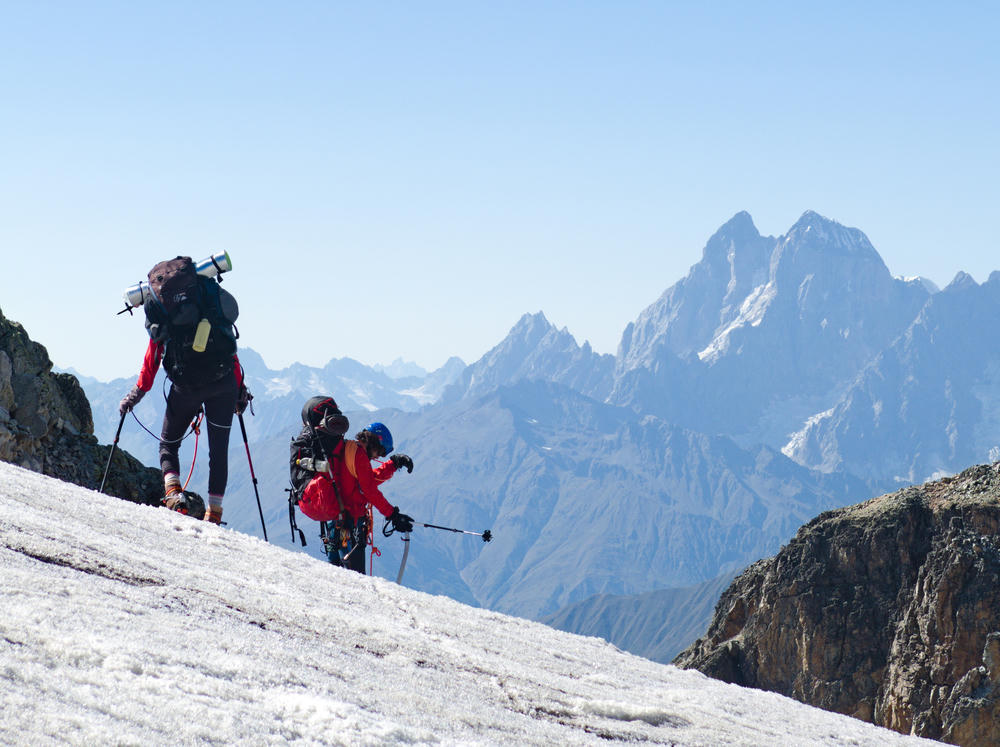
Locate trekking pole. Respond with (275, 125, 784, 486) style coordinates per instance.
(236, 411, 268, 542)
(99, 411, 128, 495)
(418, 522, 492, 542)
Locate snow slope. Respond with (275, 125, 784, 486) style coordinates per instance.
(0, 461, 932, 746)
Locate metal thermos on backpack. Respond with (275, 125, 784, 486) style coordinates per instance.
(122, 251, 232, 309)
(296, 457, 329, 473)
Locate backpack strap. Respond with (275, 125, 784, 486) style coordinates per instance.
(317, 429, 346, 516)
(343, 440, 359, 481)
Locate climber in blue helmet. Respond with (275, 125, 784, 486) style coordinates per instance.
(319, 419, 413, 573)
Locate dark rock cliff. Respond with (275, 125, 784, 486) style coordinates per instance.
(0, 306, 161, 504)
(674, 463, 1000, 745)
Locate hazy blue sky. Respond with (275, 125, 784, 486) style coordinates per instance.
(1, 2, 997, 381)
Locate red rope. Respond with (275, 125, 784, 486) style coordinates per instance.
(367, 505, 379, 575)
(182, 412, 203, 491)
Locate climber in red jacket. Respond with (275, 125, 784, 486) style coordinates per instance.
(118, 259, 249, 525)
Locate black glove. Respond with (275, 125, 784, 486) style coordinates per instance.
(389, 506, 414, 533)
(119, 385, 145, 415)
(236, 383, 253, 414)
(389, 454, 414, 473)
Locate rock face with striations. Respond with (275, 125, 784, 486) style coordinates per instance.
(0, 306, 161, 504)
(674, 463, 1000, 745)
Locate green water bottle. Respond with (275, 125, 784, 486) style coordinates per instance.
(193, 318, 211, 353)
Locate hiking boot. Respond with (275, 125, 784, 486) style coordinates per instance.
(163, 489, 186, 513)
(162, 490, 206, 521)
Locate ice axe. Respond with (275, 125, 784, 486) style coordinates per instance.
(396, 532, 410, 584)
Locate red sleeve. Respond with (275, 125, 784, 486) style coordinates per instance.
(136, 340, 164, 392)
(372, 460, 397, 484)
(353, 446, 396, 518)
(233, 353, 243, 388)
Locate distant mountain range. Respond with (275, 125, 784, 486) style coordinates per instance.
(69, 349, 467, 468)
(67, 210, 1000, 658)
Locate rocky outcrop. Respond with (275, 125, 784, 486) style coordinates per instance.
(674, 463, 1000, 745)
(0, 306, 161, 504)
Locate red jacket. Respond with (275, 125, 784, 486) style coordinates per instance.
(328, 439, 398, 520)
(135, 339, 242, 391)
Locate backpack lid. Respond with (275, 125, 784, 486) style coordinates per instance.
(302, 396, 339, 427)
(147, 257, 198, 313)
(302, 396, 350, 437)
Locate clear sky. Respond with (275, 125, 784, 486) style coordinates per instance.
(1, 2, 997, 382)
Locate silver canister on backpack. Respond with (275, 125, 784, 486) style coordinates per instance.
(122, 251, 233, 309)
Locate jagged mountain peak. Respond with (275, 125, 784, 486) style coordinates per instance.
(727, 209, 755, 225)
(698, 211, 767, 267)
(615, 211, 776, 368)
(509, 310, 557, 338)
(442, 312, 614, 402)
(710, 210, 761, 241)
(612, 210, 933, 441)
(795, 208, 829, 224)
(780, 211, 881, 262)
(943, 270, 978, 292)
(497, 311, 581, 352)
(790, 209, 844, 231)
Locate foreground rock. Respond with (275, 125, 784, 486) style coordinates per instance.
(0, 306, 160, 504)
(675, 463, 1000, 745)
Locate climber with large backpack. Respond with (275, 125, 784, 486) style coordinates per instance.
(289, 396, 414, 573)
(118, 256, 251, 524)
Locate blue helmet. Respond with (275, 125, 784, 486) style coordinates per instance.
(366, 422, 394, 455)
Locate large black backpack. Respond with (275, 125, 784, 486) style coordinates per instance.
(143, 256, 239, 385)
(287, 396, 350, 545)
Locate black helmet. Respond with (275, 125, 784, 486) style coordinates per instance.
(302, 396, 349, 437)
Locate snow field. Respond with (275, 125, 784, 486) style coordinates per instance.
(0, 461, 933, 745)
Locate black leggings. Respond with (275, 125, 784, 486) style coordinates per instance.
(159, 375, 237, 496)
